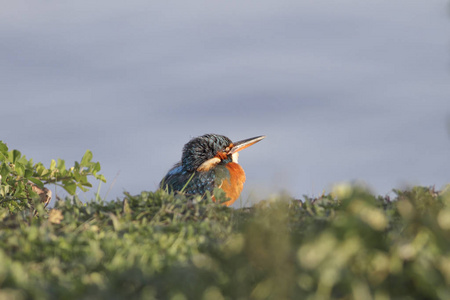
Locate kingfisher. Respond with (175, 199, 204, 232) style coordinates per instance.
(160, 134, 265, 206)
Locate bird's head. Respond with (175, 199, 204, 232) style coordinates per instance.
(181, 134, 265, 172)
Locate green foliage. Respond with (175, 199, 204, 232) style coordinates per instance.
(0, 141, 106, 212)
(1, 184, 450, 299)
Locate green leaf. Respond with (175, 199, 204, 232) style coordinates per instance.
(57, 159, 66, 171)
(35, 163, 49, 177)
(79, 175, 89, 185)
(50, 159, 56, 171)
(28, 177, 44, 189)
(24, 168, 33, 179)
(97, 174, 107, 183)
(12, 150, 21, 163)
(92, 162, 101, 173)
(81, 181, 93, 188)
(81, 150, 93, 167)
(63, 182, 77, 195)
(0, 163, 11, 180)
(73, 171, 81, 182)
(77, 184, 88, 192)
(0, 141, 8, 154)
(0, 143, 9, 162)
(15, 163, 25, 177)
(13, 182, 25, 197)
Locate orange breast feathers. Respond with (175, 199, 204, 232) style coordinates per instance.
(218, 162, 246, 206)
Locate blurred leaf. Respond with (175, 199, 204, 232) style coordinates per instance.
(28, 177, 44, 189)
(81, 150, 93, 166)
(48, 209, 64, 224)
(50, 159, 56, 171)
(0, 140, 8, 153)
(24, 168, 33, 179)
(97, 174, 107, 183)
(12, 149, 21, 163)
(57, 159, 66, 172)
(0, 163, 10, 179)
(63, 182, 77, 195)
(15, 163, 25, 177)
(92, 162, 101, 173)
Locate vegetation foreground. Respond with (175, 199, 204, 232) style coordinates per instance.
(0, 186, 450, 300)
(2, 143, 450, 299)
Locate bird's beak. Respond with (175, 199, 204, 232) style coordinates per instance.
(229, 135, 265, 154)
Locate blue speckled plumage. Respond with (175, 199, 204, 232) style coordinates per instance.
(162, 163, 231, 195)
(160, 133, 265, 205)
(160, 134, 232, 195)
(181, 134, 232, 172)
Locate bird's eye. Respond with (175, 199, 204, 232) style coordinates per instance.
(225, 147, 230, 152)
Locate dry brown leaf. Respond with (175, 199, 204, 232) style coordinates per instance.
(48, 209, 63, 224)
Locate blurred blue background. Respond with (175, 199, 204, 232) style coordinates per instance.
(1, 1, 449, 207)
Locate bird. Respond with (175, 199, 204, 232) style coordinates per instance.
(160, 134, 265, 206)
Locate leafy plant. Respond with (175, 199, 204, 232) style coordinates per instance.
(0, 185, 450, 299)
(2, 142, 450, 299)
(0, 141, 106, 212)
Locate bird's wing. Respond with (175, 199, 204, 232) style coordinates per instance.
(161, 163, 233, 196)
(160, 163, 187, 191)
